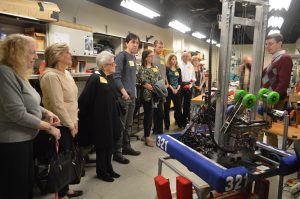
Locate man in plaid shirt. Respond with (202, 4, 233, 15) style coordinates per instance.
(261, 33, 293, 147)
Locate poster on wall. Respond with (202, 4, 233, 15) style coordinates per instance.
(84, 35, 93, 55)
(54, 32, 70, 45)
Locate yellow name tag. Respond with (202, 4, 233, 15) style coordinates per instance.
(188, 66, 193, 70)
(152, 67, 158, 73)
(129, 60, 135, 67)
(175, 72, 179, 76)
(160, 60, 165, 65)
(99, 76, 108, 84)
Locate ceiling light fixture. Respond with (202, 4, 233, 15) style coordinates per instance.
(168, 20, 191, 33)
(192, 32, 206, 39)
(268, 16, 284, 29)
(269, 0, 292, 11)
(206, 39, 217, 44)
(120, 0, 160, 19)
(268, 29, 280, 35)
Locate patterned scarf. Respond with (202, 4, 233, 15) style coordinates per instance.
(262, 50, 286, 90)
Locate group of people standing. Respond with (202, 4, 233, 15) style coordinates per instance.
(0, 29, 290, 199)
(0, 32, 206, 199)
(0, 32, 142, 199)
(0, 34, 80, 199)
(137, 40, 207, 147)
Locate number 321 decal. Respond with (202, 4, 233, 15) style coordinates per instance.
(225, 174, 248, 191)
(157, 136, 168, 151)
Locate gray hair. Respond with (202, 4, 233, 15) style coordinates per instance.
(96, 50, 115, 69)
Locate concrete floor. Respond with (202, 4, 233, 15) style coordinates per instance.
(35, 113, 299, 199)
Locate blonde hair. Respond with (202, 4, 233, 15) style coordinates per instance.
(191, 55, 201, 65)
(166, 54, 179, 69)
(154, 40, 163, 47)
(45, 43, 69, 68)
(0, 34, 36, 80)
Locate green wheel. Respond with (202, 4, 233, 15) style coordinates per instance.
(242, 94, 257, 108)
(267, 91, 280, 105)
(258, 88, 269, 100)
(234, 90, 247, 102)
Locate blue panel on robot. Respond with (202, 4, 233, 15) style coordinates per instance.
(156, 133, 299, 193)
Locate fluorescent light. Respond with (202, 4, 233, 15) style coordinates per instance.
(120, 0, 160, 19)
(192, 32, 206, 39)
(168, 20, 191, 33)
(206, 39, 217, 44)
(216, 44, 220, 47)
(268, 16, 284, 29)
(268, 29, 280, 35)
(269, 0, 291, 11)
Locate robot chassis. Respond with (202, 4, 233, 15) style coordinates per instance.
(179, 89, 286, 176)
(156, 0, 299, 198)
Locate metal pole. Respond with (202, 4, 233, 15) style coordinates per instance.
(282, 114, 289, 150)
(158, 158, 162, 176)
(249, 5, 268, 120)
(215, 0, 235, 144)
(277, 114, 289, 199)
(158, 157, 212, 198)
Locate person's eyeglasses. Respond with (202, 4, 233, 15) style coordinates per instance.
(106, 62, 115, 66)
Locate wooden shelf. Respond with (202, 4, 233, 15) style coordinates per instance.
(76, 54, 96, 58)
(72, 73, 92, 78)
(29, 73, 92, 80)
(36, 50, 45, 55)
(29, 74, 40, 80)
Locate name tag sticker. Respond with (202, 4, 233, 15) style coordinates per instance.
(175, 72, 179, 76)
(160, 60, 165, 65)
(152, 68, 158, 73)
(99, 76, 108, 84)
(129, 60, 135, 67)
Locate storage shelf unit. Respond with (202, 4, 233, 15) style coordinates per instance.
(29, 73, 92, 80)
(93, 32, 124, 55)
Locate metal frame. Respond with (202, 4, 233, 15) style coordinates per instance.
(215, 0, 269, 143)
(158, 156, 213, 199)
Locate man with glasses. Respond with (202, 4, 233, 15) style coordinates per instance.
(261, 33, 293, 147)
(179, 51, 196, 124)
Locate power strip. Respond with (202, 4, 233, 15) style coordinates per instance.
(290, 182, 300, 196)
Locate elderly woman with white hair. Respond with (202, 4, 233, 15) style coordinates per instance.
(77, 50, 122, 182)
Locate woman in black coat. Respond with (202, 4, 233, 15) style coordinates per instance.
(77, 51, 122, 182)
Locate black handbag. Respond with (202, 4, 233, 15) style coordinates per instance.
(46, 149, 74, 193)
(70, 142, 85, 185)
(46, 142, 85, 192)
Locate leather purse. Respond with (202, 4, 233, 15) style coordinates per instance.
(46, 149, 74, 193)
(70, 142, 85, 185)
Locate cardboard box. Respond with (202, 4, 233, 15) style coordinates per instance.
(26, 31, 46, 50)
(33, 32, 45, 51)
(0, 0, 60, 22)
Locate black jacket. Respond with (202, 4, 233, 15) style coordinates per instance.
(77, 70, 123, 148)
